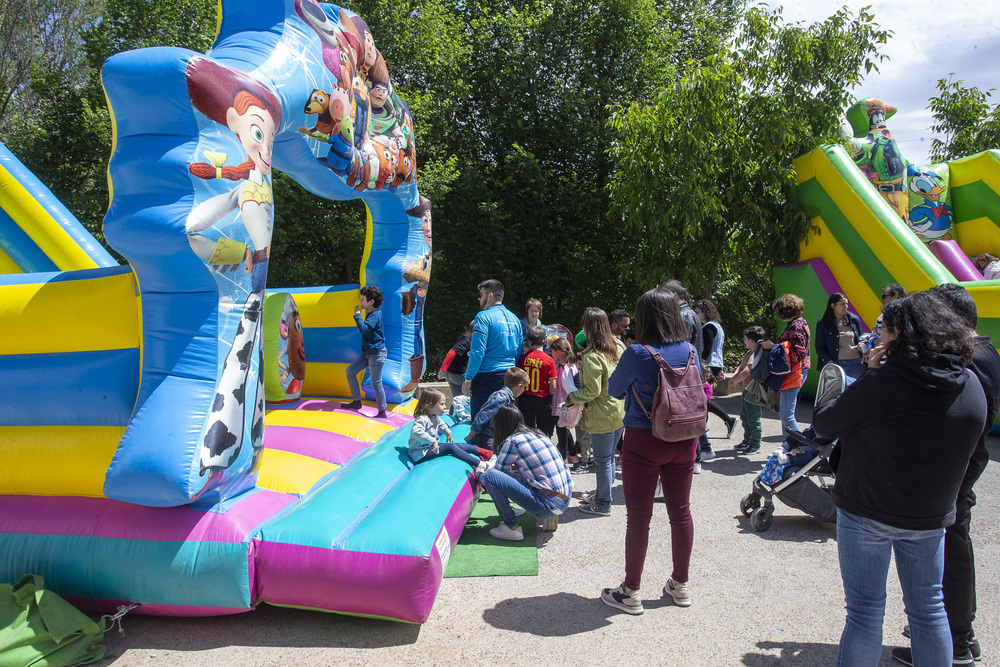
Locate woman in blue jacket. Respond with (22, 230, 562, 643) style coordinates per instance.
(815, 292, 865, 380)
(599, 288, 701, 616)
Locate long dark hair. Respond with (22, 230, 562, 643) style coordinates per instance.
(820, 292, 848, 330)
(581, 307, 619, 362)
(636, 289, 687, 344)
(882, 291, 975, 362)
(491, 404, 541, 449)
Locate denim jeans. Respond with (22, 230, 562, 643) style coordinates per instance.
(479, 468, 568, 528)
(346, 347, 387, 410)
(470, 370, 507, 422)
(590, 427, 624, 512)
(778, 367, 808, 433)
(837, 358, 865, 381)
(418, 441, 481, 467)
(836, 509, 951, 667)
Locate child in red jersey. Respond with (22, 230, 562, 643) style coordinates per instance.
(517, 325, 557, 436)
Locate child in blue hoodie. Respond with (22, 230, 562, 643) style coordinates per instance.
(342, 285, 388, 418)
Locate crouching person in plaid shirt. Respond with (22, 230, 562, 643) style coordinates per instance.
(478, 404, 573, 541)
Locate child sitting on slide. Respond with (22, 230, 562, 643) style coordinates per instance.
(409, 389, 492, 469)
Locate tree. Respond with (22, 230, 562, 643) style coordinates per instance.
(928, 77, 1000, 163)
(607, 5, 890, 320)
(0, 0, 103, 133)
(408, 0, 743, 363)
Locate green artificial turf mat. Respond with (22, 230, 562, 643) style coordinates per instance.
(443, 498, 538, 578)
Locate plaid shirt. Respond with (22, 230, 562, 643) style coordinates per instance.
(495, 431, 573, 508)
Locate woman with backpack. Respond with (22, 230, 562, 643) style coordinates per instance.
(598, 288, 704, 615)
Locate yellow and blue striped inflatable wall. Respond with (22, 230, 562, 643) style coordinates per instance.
(0, 265, 140, 496)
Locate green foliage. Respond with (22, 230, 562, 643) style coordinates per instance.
(268, 174, 366, 288)
(3, 0, 216, 250)
(608, 4, 889, 320)
(417, 0, 742, 358)
(0, 0, 103, 133)
(928, 77, 1000, 162)
(2, 0, 899, 381)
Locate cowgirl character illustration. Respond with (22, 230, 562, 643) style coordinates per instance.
(185, 57, 283, 477)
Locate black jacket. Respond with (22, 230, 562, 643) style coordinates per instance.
(961, 337, 1000, 499)
(813, 352, 986, 530)
(815, 312, 862, 368)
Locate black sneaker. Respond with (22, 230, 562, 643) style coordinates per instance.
(743, 444, 760, 454)
(570, 461, 591, 474)
(733, 441, 750, 452)
(890, 646, 975, 666)
(726, 417, 737, 439)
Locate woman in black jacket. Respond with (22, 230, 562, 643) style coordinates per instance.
(812, 291, 986, 667)
(814, 292, 864, 380)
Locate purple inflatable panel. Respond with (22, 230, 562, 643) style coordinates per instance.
(263, 425, 369, 464)
(255, 480, 476, 623)
(930, 240, 983, 282)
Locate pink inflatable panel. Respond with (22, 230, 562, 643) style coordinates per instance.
(930, 240, 983, 282)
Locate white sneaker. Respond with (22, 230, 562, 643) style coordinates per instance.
(489, 523, 524, 541)
(511, 506, 526, 517)
(693, 462, 702, 474)
(700, 449, 716, 461)
(664, 578, 692, 607)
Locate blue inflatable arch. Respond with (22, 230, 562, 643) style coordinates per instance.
(101, 0, 428, 507)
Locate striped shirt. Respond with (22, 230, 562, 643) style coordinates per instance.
(495, 430, 573, 508)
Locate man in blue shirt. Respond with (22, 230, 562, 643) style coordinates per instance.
(463, 279, 523, 420)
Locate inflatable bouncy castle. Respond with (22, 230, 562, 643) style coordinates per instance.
(0, 0, 477, 623)
(777, 97, 1000, 429)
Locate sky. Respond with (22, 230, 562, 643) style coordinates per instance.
(772, 0, 1000, 165)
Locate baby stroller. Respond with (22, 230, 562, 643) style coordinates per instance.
(739, 363, 846, 532)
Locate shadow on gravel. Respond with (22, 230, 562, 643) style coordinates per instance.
(697, 455, 766, 477)
(97, 604, 419, 661)
(741, 640, 839, 665)
(482, 592, 688, 636)
(733, 514, 836, 543)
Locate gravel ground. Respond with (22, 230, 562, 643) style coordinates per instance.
(96, 394, 1000, 666)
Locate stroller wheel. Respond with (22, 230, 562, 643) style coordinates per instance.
(740, 493, 760, 517)
(750, 506, 773, 532)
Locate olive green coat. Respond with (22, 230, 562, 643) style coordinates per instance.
(566, 339, 625, 434)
